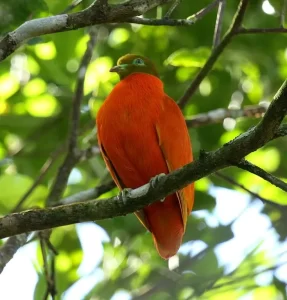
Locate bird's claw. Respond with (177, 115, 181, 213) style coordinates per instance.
(150, 173, 166, 189)
(150, 173, 166, 203)
(117, 188, 132, 205)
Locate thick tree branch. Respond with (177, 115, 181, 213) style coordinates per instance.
(0, 0, 173, 62)
(234, 159, 287, 192)
(178, 0, 249, 108)
(0, 79, 286, 239)
(186, 104, 267, 127)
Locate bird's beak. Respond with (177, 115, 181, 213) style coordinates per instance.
(109, 64, 127, 73)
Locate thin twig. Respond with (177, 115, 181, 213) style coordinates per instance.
(0, 114, 64, 167)
(0, 144, 66, 273)
(164, 0, 181, 18)
(215, 172, 282, 208)
(126, 17, 195, 26)
(12, 145, 66, 212)
(234, 159, 287, 192)
(185, 104, 268, 128)
(125, 0, 220, 26)
(59, 181, 115, 205)
(46, 28, 98, 206)
(187, 0, 221, 22)
(178, 0, 250, 108)
(40, 232, 56, 300)
(237, 27, 287, 34)
(211, 262, 287, 291)
(50, 256, 56, 299)
(213, 0, 226, 49)
(9, 143, 99, 211)
(281, 0, 287, 28)
(61, 0, 83, 14)
(79, 145, 100, 161)
(133, 246, 212, 299)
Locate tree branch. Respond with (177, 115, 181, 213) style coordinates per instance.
(39, 231, 57, 300)
(274, 123, 287, 138)
(185, 104, 267, 128)
(234, 159, 287, 192)
(237, 27, 287, 34)
(0, 28, 99, 274)
(59, 180, 115, 205)
(164, 0, 181, 18)
(213, 0, 226, 49)
(187, 0, 221, 22)
(79, 145, 101, 161)
(214, 172, 282, 208)
(117, 0, 221, 26)
(46, 28, 97, 206)
(211, 262, 287, 291)
(0, 233, 30, 273)
(281, 0, 287, 27)
(126, 17, 195, 26)
(0, 79, 286, 239)
(61, 0, 83, 14)
(0, 0, 173, 62)
(12, 145, 66, 212)
(178, 0, 250, 108)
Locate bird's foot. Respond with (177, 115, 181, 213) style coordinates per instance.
(149, 173, 166, 202)
(150, 173, 166, 188)
(117, 188, 132, 205)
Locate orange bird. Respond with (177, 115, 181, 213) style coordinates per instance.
(96, 54, 194, 259)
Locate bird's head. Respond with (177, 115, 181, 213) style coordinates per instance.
(110, 54, 159, 80)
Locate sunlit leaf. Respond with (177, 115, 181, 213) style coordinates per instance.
(165, 48, 211, 68)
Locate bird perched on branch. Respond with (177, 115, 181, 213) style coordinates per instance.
(96, 54, 194, 259)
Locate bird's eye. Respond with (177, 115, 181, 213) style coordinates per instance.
(133, 58, 145, 65)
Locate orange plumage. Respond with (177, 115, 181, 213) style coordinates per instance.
(96, 55, 194, 259)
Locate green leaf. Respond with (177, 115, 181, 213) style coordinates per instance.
(165, 48, 211, 68)
(193, 191, 216, 211)
(0, 174, 48, 213)
(0, 0, 48, 32)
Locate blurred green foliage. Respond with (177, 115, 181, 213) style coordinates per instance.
(0, 0, 287, 299)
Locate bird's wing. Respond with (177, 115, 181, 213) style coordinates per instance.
(98, 141, 124, 189)
(155, 95, 194, 229)
(98, 138, 150, 231)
